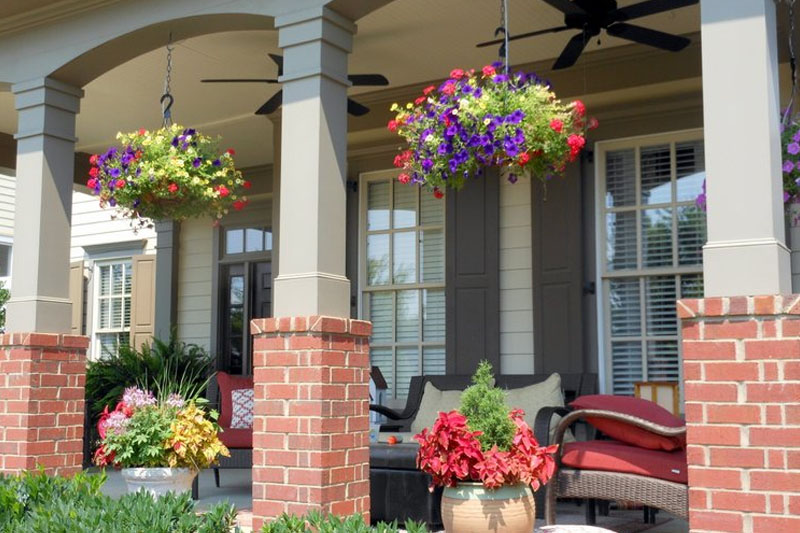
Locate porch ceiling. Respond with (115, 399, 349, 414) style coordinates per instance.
(0, 0, 703, 169)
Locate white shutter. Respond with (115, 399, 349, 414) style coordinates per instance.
(395, 290, 419, 342)
(606, 211, 637, 270)
(423, 289, 445, 341)
(395, 347, 419, 400)
(612, 341, 642, 396)
(646, 276, 678, 336)
(421, 229, 444, 283)
(606, 149, 636, 207)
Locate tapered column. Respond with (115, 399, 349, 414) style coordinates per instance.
(701, 0, 790, 296)
(7, 78, 83, 333)
(154, 220, 180, 341)
(272, 8, 354, 317)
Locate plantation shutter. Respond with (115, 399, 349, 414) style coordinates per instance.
(69, 261, 85, 335)
(129, 254, 156, 350)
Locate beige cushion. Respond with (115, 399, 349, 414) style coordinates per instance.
(503, 373, 574, 444)
(410, 382, 464, 434)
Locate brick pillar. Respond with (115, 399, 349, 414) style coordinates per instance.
(679, 295, 800, 533)
(250, 316, 371, 529)
(0, 333, 89, 476)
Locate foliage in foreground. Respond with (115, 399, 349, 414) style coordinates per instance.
(0, 470, 238, 533)
(261, 511, 428, 533)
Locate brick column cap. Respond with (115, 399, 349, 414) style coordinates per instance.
(678, 294, 800, 319)
(0, 332, 90, 349)
(251, 316, 371, 337)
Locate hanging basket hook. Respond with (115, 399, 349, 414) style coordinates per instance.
(160, 93, 174, 126)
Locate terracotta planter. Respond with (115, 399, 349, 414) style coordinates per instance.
(441, 482, 535, 533)
(121, 467, 196, 496)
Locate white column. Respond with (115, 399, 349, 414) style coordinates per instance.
(701, 0, 790, 296)
(272, 7, 354, 317)
(7, 78, 83, 333)
(154, 220, 180, 340)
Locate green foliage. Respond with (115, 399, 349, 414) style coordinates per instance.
(0, 280, 9, 331)
(260, 511, 427, 533)
(0, 469, 237, 533)
(459, 360, 516, 451)
(102, 404, 175, 467)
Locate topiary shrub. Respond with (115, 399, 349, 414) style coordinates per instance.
(458, 360, 516, 451)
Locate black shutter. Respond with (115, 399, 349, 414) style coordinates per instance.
(446, 168, 500, 374)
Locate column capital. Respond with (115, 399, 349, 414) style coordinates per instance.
(12, 77, 83, 112)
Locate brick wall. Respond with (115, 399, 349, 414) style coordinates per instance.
(0, 333, 89, 476)
(679, 295, 800, 533)
(250, 316, 371, 530)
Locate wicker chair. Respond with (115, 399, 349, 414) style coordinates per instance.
(206, 374, 253, 487)
(544, 408, 689, 525)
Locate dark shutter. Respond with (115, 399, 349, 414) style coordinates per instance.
(532, 164, 585, 373)
(446, 168, 500, 374)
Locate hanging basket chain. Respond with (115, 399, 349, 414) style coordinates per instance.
(161, 32, 175, 127)
(502, 0, 509, 74)
(778, 0, 798, 125)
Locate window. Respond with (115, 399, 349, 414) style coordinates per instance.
(0, 242, 11, 279)
(94, 260, 132, 358)
(597, 131, 706, 396)
(360, 170, 446, 402)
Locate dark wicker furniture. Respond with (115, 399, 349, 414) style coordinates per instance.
(207, 374, 253, 488)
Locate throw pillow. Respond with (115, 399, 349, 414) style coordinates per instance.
(410, 381, 464, 435)
(570, 394, 686, 451)
(216, 371, 254, 429)
(503, 373, 574, 444)
(230, 388, 254, 429)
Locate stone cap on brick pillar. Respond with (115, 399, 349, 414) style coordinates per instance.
(251, 316, 372, 337)
(0, 333, 90, 350)
(678, 295, 800, 319)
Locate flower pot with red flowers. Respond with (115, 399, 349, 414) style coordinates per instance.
(415, 361, 558, 533)
(390, 63, 597, 197)
(87, 124, 251, 230)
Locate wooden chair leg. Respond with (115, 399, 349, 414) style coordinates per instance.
(585, 499, 597, 525)
(598, 500, 610, 516)
(214, 467, 220, 488)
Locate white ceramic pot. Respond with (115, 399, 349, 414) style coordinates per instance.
(121, 467, 197, 496)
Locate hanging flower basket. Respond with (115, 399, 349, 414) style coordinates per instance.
(389, 63, 597, 195)
(87, 124, 250, 228)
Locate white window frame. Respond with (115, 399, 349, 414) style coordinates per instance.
(92, 258, 133, 359)
(358, 169, 446, 405)
(0, 235, 12, 287)
(594, 128, 705, 396)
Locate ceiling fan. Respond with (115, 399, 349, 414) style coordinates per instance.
(477, 0, 698, 70)
(202, 53, 389, 116)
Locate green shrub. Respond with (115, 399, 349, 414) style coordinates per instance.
(459, 360, 516, 451)
(0, 280, 9, 331)
(260, 511, 428, 533)
(0, 470, 237, 533)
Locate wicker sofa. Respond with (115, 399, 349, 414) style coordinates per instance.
(206, 373, 253, 488)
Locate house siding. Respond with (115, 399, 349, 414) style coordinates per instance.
(176, 218, 213, 350)
(0, 174, 15, 238)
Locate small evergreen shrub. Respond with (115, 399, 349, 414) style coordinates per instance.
(260, 511, 428, 533)
(458, 360, 516, 450)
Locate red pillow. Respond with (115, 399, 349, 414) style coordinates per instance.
(570, 394, 685, 451)
(216, 371, 254, 429)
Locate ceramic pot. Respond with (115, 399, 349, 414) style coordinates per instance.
(120, 467, 196, 496)
(441, 481, 535, 533)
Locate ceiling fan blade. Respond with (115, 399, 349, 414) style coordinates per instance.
(540, 0, 585, 15)
(268, 53, 284, 77)
(552, 32, 589, 70)
(201, 78, 279, 83)
(613, 0, 698, 22)
(347, 99, 370, 116)
(255, 90, 283, 115)
(348, 74, 389, 86)
(476, 26, 570, 48)
(606, 23, 691, 52)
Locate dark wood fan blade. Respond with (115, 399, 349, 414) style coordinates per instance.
(553, 32, 589, 70)
(348, 74, 389, 86)
(268, 53, 284, 77)
(613, 0, 698, 22)
(201, 79, 279, 83)
(476, 26, 570, 48)
(606, 23, 691, 52)
(347, 99, 370, 116)
(255, 90, 283, 115)
(541, 0, 585, 15)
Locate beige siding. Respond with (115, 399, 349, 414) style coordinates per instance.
(499, 177, 534, 374)
(0, 173, 15, 238)
(176, 218, 213, 350)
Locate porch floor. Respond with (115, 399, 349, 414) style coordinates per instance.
(94, 469, 688, 532)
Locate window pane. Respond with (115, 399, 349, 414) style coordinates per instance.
(423, 289, 445, 342)
(676, 141, 706, 202)
(370, 347, 394, 398)
(123, 297, 131, 328)
(124, 263, 132, 294)
(396, 290, 419, 342)
(393, 231, 416, 284)
(612, 341, 642, 396)
(680, 273, 704, 299)
(610, 278, 641, 336)
(110, 298, 122, 328)
(229, 306, 244, 375)
(368, 181, 390, 231)
(646, 276, 677, 336)
(642, 207, 673, 267)
(367, 234, 390, 286)
(264, 231, 273, 251)
(423, 347, 446, 376)
(396, 347, 419, 400)
(226, 229, 244, 255)
(393, 183, 417, 229)
(606, 149, 636, 207)
(230, 275, 244, 305)
(0, 244, 11, 277)
(640, 145, 671, 206)
(245, 228, 264, 252)
(368, 291, 393, 344)
(99, 265, 111, 296)
(606, 211, 637, 270)
(99, 299, 110, 329)
(420, 191, 443, 226)
(647, 340, 680, 382)
(677, 205, 706, 266)
(421, 229, 444, 283)
(112, 263, 124, 294)
(98, 333, 126, 358)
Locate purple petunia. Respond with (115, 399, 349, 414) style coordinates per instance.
(109, 168, 121, 178)
(784, 160, 796, 173)
(788, 142, 800, 155)
(422, 158, 434, 173)
(193, 157, 202, 168)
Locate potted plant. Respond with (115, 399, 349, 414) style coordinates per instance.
(389, 63, 596, 196)
(87, 124, 251, 229)
(414, 362, 558, 533)
(93, 386, 229, 496)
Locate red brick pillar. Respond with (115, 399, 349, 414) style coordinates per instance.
(0, 333, 89, 476)
(679, 295, 800, 533)
(250, 316, 371, 529)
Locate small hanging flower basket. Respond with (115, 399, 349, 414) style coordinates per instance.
(87, 124, 250, 229)
(389, 63, 597, 194)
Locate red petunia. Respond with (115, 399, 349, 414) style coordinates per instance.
(398, 173, 411, 184)
(482, 65, 496, 77)
(225, 148, 236, 156)
(450, 68, 465, 79)
(422, 85, 436, 96)
(587, 117, 600, 131)
(441, 83, 456, 96)
(89, 154, 98, 165)
(87, 178, 98, 189)
(433, 188, 444, 200)
(572, 100, 586, 117)
(517, 152, 531, 166)
(89, 167, 99, 178)
(233, 199, 247, 211)
(549, 119, 564, 133)
(414, 96, 426, 105)
(217, 185, 230, 198)
(567, 134, 586, 161)
(115, 179, 125, 189)
(168, 183, 179, 194)
(138, 128, 146, 136)
(243, 180, 252, 189)
(387, 119, 398, 132)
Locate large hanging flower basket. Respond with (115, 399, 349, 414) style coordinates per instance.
(87, 124, 250, 229)
(389, 63, 597, 195)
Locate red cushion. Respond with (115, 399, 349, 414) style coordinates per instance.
(560, 440, 687, 484)
(570, 394, 685, 451)
(217, 372, 254, 429)
(219, 427, 252, 449)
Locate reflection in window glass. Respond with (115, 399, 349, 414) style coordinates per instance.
(367, 234, 390, 286)
(368, 181, 390, 231)
(264, 231, 273, 251)
(245, 228, 264, 252)
(226, 229, 244, 255)
(393, 231, 416, 284)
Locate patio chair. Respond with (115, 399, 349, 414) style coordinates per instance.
(207, 372, 254, 488)
(543, 398, 688, 526)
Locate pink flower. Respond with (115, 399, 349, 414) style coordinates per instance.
(482, 65, 496, 77)
(549, 119, 564, 133)
(122, 387, 156, 409)
(450, 68, 465, 79)
(138, 128, 146, 136)
(517, 152, 531, 166)
(567, 134, 586, 161)
(89, 154, 98, 165)
(398, 173, 411, 184)
(89, 167, 99, 178)
(168, 183, 179, 194)
(587, 117, 600, 130)
(387, 119, 398, 132)
(441, 82, 456, 96)
(572, 100, 586, 117)
(115, 179, 125, 189)
(423, 85, 436, 96)
(414, 96, 426, 105)
(217, 185, 230, 197)
(87, 178, 98, 189)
